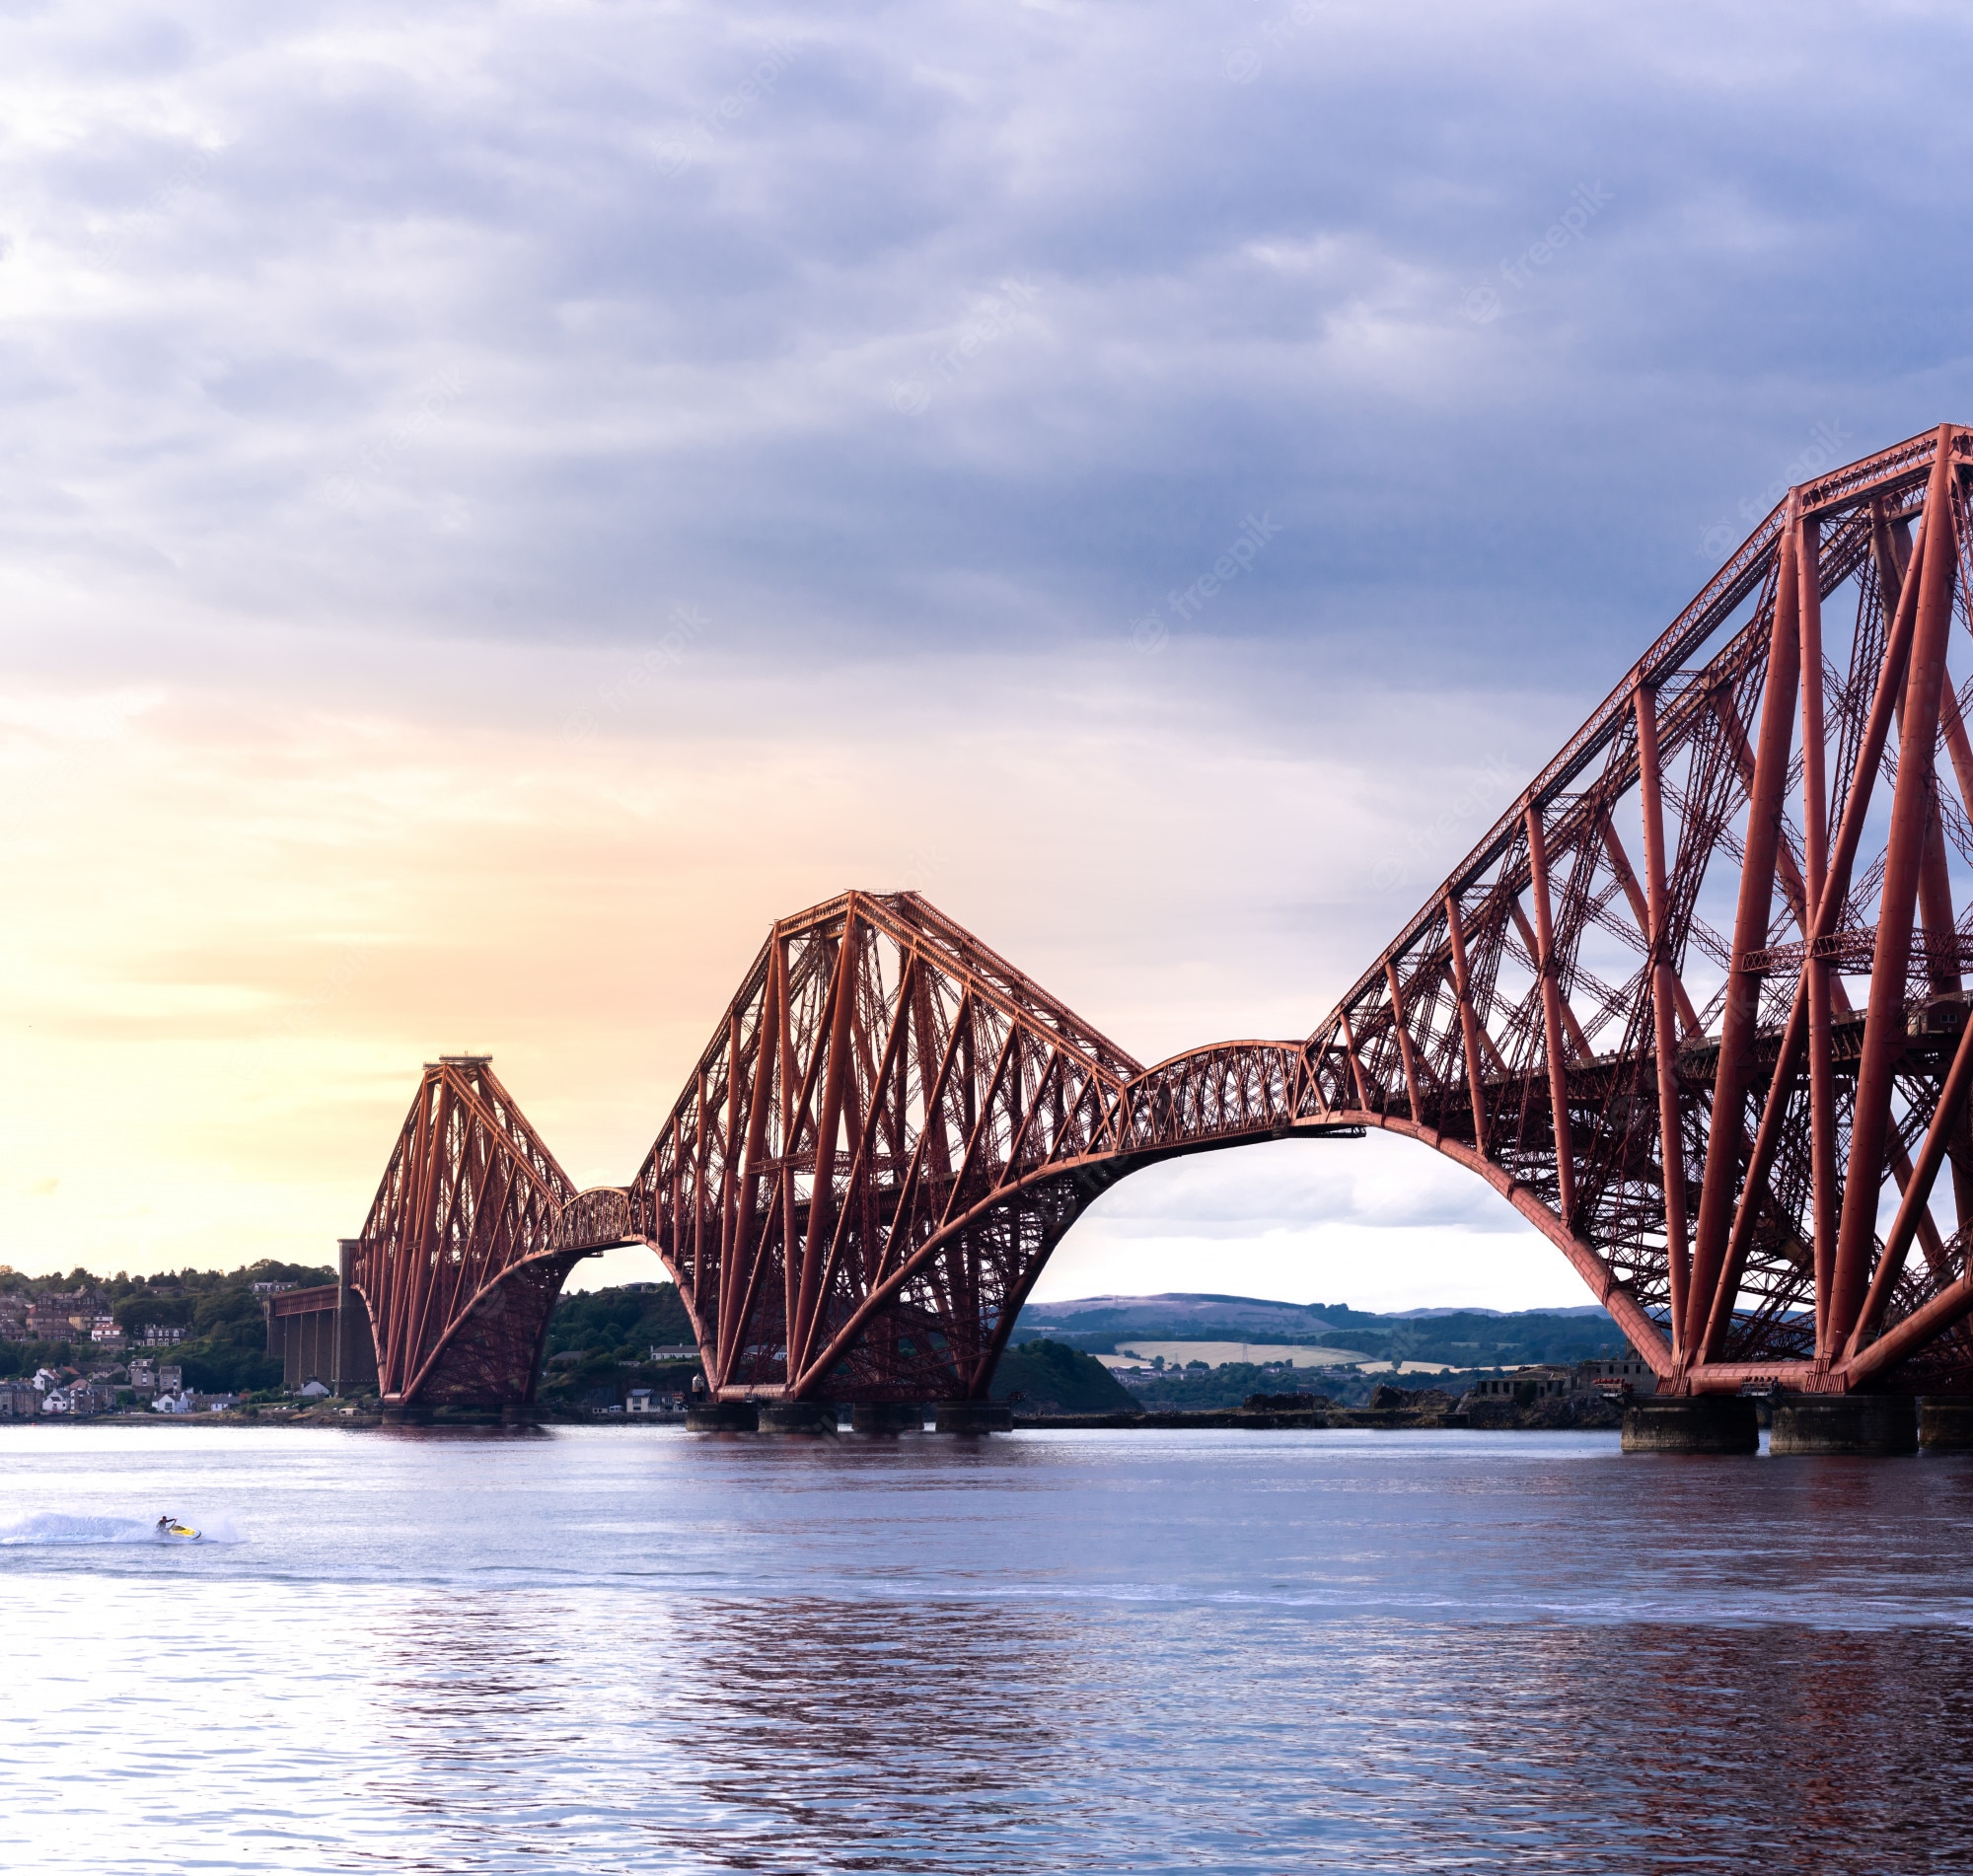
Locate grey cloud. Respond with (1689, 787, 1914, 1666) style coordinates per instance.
(3, 0, 1972, 689)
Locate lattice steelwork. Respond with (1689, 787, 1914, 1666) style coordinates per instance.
(623, 892, 1355, 1402)
(1304, 422, 1973, 1395)
(352, 1056, 611, 1407)
(349, 425, 1973, 1406)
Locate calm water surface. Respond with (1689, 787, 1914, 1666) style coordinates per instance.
(3, 1424, 1970, 1874)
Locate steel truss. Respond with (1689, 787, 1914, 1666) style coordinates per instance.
(350, 1056, 615, 1407)
(350, 423, 1973, 1404)
(1307, 422, 1973, 1395)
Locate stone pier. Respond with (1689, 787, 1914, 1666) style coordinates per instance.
(686, 1400, 761, 1432)
(1620, 1396, 1759, 1454)
(932, 1401, 1013, 1434)
(1770, 1395, 1917, 1456)
(851, 1402, 927, 1433)
(1920, 1399, 1973, 1451)
(758, 1401, 834, 1433)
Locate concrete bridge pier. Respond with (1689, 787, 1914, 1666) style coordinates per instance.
(759, 1401, 834, 1433)
(1920, 1399, 1973, 1450)
(933, 1401, 1013, 1434)
(1621, 1396, 1759, 1453)
(1770, 1395, 1917, 1456)
(851, 1402, 927, 1433)
(686, 1400, 761, 1432)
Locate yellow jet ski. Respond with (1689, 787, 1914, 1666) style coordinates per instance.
(155, 1516, 199, 1541)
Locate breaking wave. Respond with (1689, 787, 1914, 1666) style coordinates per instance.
(0, 1511, 244, 1546)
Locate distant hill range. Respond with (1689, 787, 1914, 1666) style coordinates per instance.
(1012, 1292, 1629, 1369)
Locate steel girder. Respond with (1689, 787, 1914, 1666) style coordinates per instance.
(346, 423, 1973, 1404)
(1306, 422, 1973, 1395)
(621, 892, 1355, 1401)
(351, 1057, 631, 1407)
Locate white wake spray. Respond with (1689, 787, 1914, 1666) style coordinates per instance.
(0, 1511, 244, 1546)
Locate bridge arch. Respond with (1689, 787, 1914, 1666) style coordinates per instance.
(346, 425, 1973, 1406)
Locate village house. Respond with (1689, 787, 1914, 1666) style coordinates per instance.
(1579, 1355, 1659, 1397)
(1466, 1364, 1577, 1403)
(24, 1288, 105, 1340)
(1465, 1354, 1661, 1406)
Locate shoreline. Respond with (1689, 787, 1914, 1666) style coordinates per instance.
(0, 1406, 1613, 1432)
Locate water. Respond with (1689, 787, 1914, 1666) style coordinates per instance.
(3, 1425, 1970, 1874)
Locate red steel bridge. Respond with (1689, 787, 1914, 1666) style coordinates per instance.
(331, 424, 1973, 1410)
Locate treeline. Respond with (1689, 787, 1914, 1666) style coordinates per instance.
(988, 1339, 1133, 1413)
(537, 1282, 700, 1409)
(0, 1260, 334, 1394)
(1033, 1310, 1625, 1371)
(530, 1291, 1137, 1414)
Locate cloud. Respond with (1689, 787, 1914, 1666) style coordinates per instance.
(5, 0, 1972, 1300)
(5, 1, 1969, 675)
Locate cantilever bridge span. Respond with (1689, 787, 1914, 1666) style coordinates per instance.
(339, 424, 1973, 1408)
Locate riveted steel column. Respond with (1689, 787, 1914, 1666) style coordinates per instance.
(1793, 511, 1841, 1351)
(1383, 960, 1424, 1124)
(1634, 683, 1691, 1342)
(1830, 429, 1961, 1355)
(1688, 516, 1802, 1358)
(1524, 808, 1577, 1231)
(1443, 894, 1489, 1153)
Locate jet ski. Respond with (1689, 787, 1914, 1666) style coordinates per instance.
(155, 1516, 199, 1541)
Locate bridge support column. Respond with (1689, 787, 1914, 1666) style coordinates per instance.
(759, 1401, 835, 1433)
(1621, 1396, 1759, 1453)
(851, 1402, 927, 1433)
(686, 1401, 760, 1432)
(933, 1401, 1012, 1434)
(1771, 1394, 1917, 1455)
(1920, 1400, 1973, 1450)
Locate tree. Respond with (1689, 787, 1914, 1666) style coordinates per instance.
(115, 1294, 193, 1335)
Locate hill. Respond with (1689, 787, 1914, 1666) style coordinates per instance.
(1017, 1293, 1349, 1336)
(0, 1259, 334, 1394)
(1013, 1292, 1632, 1370)
(988, 1338, 1133, 1413)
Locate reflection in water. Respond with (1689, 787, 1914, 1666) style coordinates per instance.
(670, 1596, 1084, 1873)
(364, 1594, 576, 1854)
(6, 1429, 1973, 1873)
(339, 1596, 1973, 1872)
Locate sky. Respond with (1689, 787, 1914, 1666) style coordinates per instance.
(4, 0, 1973, 1309)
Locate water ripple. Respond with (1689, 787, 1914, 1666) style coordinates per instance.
(1, 1425, 1969, 1871)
